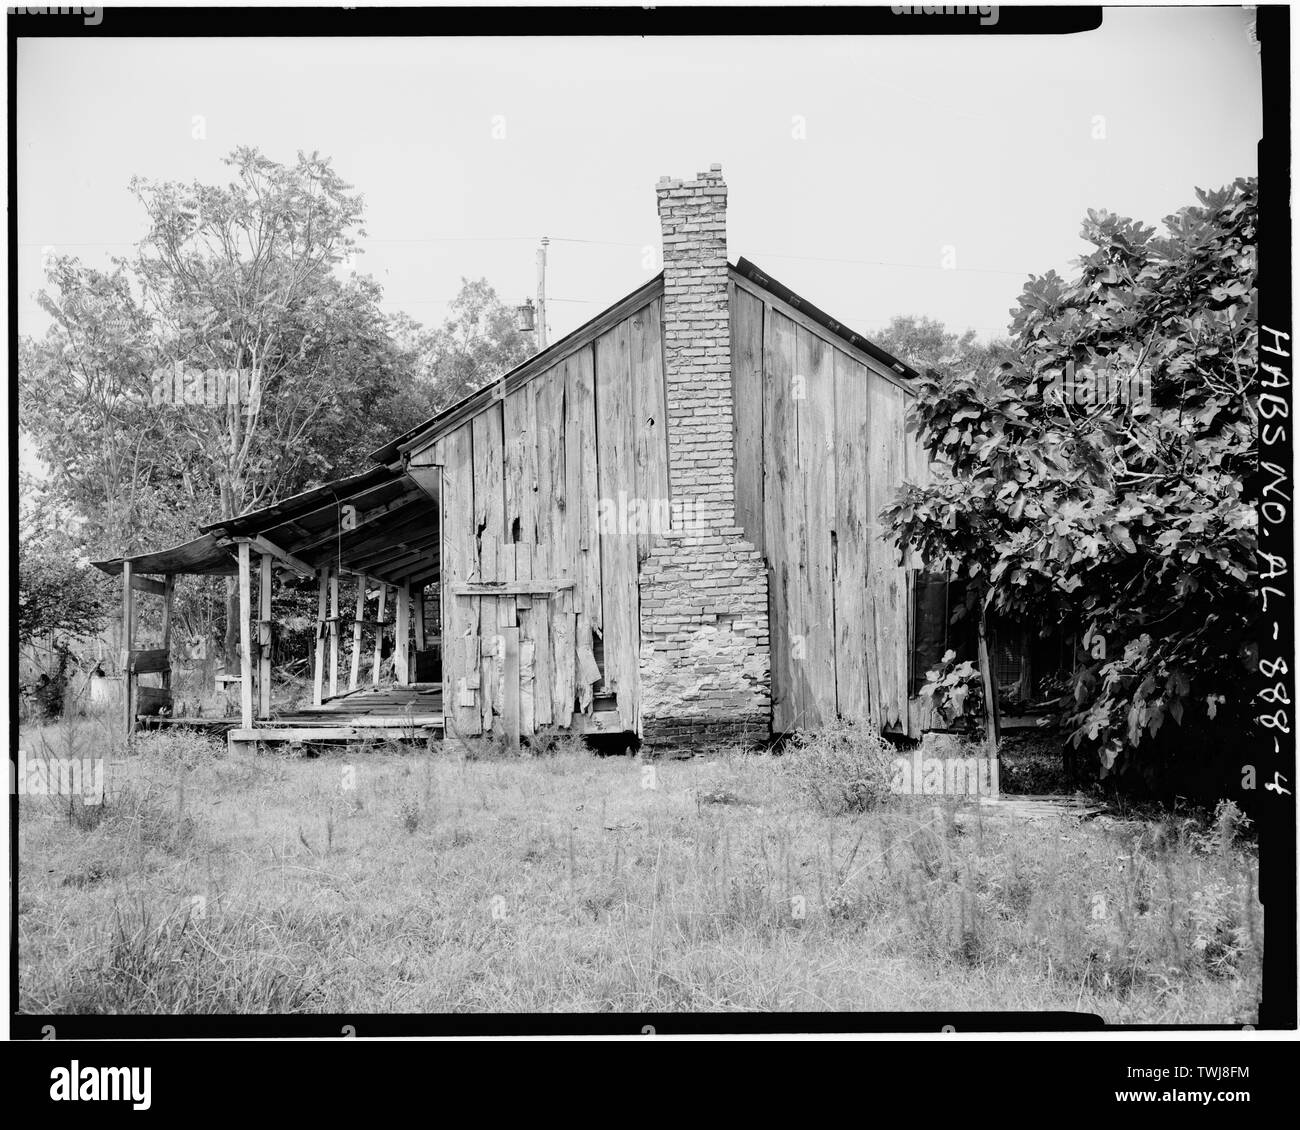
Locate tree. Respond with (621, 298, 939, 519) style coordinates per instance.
(128, 148, 417, 660)
(19, 147, 524, 673)
(873, 314, 1011, 379)
(17, 470, 110, 647)
(884, 179, 1258, 786)
(18, 258, 193, 557)
(130, 147, 368, 520)
(408, 277, 531, 410)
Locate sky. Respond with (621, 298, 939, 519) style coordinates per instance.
(16, 7, 1261, 349)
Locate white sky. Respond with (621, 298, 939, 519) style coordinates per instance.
(15, 7, 1261, 346)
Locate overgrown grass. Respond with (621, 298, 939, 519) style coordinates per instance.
(16, 722, 1261, 1021)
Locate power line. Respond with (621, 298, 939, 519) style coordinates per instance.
(17, 234, 1042, 277)
(751, 250, 1034, 278)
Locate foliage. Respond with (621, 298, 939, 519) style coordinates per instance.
(18, 148, 526, 668)
(884, 179, 1258, 781)
(18, 552, 106, 647)
(18, 476, 110, 648)
(783, 720, 898, 815)
(917, 649, 984, 731)
(404, 277, 531, 411)
(873, 313, 1013, 378)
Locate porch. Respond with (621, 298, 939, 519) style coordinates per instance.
(93, 464, 445, 752)
(226, 682, 444, 749)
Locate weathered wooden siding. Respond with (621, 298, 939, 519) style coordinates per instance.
(418, 295, 669, 738)
(730, 276, 926, 735)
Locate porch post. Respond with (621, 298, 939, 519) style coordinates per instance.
(371, 583, 387, 687)
(161, 574, 174, 702)
(350, 575, 367, 691)
(413, 584, 425, 652)
(313, 566, 329, 707)
(121, 560, 135, 740)
(394, 582, 410, 685)
(258, 553, 273, 718)
(329, 568, 340, 699)
(237, 541, 254, 730)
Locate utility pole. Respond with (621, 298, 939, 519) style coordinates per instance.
(535, 236, 550, 350)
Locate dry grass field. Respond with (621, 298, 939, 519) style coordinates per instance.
(16, 720, 1262, 1022)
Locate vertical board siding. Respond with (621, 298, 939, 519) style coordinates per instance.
(472, 405, 505, 732)
(752, 288, 920, 736)
(833, 351, 879, 724)
(866, 379, 909, 730)
(564, 345, 603, 714)
(504, 379, 539, 549)
(730, 284, 766, 554)
(594, 315, 641, 732)
(434, 423, 481, 736)
(423, 300, 660, 738)
(797, 326, 838, 727)
(630, 297, 670, 565)
(763, 307, 800, 733)
(531, 370, 566, 728)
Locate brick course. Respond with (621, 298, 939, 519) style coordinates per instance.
(637, 166, 772, 749)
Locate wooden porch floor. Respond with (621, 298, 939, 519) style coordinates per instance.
(278, 682, 443, 725)
(227, 683, 444, 747)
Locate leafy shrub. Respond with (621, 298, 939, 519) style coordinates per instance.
(783, 720, 897, 816)
(885, 179, 1259, 784)
(918, 649, 983, 731)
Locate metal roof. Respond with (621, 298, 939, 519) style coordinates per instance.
(91, 532, 240, 578)
(93, 465, 441, 588)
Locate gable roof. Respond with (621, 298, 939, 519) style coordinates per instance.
(372, 257, 917, 466)
(369, 272, 665, 466)
(732, 257, 920, 383)
(94, 255, 918, 579)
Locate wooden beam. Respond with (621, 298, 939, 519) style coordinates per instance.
(228, 722, 444, 743)
(129, 574, 167, 597)
(136, 686, 171, 717)
(450, 579, 574, 597)
(258, 553, 273, 719)
(378, 553, 442, 586)
(121, 561, 135, 739)
(372, 583, 387, 687)
(329, 568, 340, 698)
(394, 582, 410, 685)
(399, 565, 442, 591)
(313, 567, 329, 707)
(413, 584, 425, 651)
(236, 534, 315, 579)
(128, 648, 170, 675)
(291, 497, 427, 556)
(344, 527, 440, 572)
(238, 541, 254, 730)
(350, 574, 367, 691)
(501, 625, 520, 753)
(161, 574, 174, 695)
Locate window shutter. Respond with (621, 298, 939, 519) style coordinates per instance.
(910, 572, 950, 695)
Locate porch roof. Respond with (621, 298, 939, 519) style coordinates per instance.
(92, 464, 441, 589)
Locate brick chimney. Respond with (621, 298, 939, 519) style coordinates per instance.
(656, 164, 736, 527)
(637, 165, 771, 748)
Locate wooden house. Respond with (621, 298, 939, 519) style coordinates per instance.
(95, 165, 935, 751)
